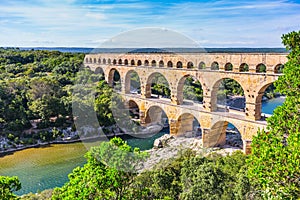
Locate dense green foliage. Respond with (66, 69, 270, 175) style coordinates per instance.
(52, 137, 148, 200)
(0, 48, 84, 132)
(247, 31, 300, 199)
(0, 176, 21, 200)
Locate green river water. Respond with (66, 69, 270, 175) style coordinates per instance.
(0, 131, 166, 195)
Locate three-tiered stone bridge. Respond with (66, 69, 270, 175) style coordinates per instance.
(84, 52, 287, 153)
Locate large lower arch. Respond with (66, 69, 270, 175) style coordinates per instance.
(177, 75, 203, 105)
(127, 100, 140, 120)
(145, 72, 171, 99)
(176, 113, 201, 137)
(211, 78, 246, 112)
(95, 67, 105, 76)
(203, 120, 243, 149)
(124, 70, 141, 94)
(144, 106, 169, 128)
(108, 68, 121, 91)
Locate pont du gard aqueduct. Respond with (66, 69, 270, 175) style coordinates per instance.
(84, 52, 288, 154)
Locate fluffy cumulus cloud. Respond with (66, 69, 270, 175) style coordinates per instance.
(0, 0, 300, 47)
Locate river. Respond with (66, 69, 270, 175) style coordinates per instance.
(0, 98, 285, 195)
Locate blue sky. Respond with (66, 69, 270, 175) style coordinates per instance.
(0, 0, 300, 47)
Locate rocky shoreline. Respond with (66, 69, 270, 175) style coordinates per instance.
(140, 132, 243, 172)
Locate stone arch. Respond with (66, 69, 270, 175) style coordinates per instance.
(145, 72, 171, 98)
(108, 68, 121, 90)
(144, 105, 169, 127)
(137, 60, 142, 66)
(94, 58, 97, 63)
(125, 70, 141, 94)
(118, 59, 122, 65)
(177, 74, 203, 105)
(176, 113, 201, 137)
(108, 59, 111, 64)
(159, 60, 164, 67)
(198, 61, 206, 69)
(224, 63, 233, 71)
(167, 61, 173, 68)
(203, 120, 243, 149)
(103, 58, 107, 64)
(144, 60, 149, 66)
(131, 60, 135, 66)
(95, 67, 104, 76)
(113, 59, 117, 65)
(256, 63, 266, 73)
(187, 62, 194, 69)
(127, 100, 140, 119)
(254, 81, 277, 120)
(176, 61, 183, 68)
(274, 64, 284, 74)
(89, 58, 92, 63)
(124, 59, 129, 65)
(98, 58, 101, 64)
(211, 61, 219, 70)
(210, 77, 246, 112)
(239, 63, 249, 72)
(151, 60, 157, 67)
(85, 57, 89, 63)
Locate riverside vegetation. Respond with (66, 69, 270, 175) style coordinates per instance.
(1, 30, 300, 199)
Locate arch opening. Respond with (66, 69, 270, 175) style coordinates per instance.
(256, 63, 266, 73)
(103, 59, 107, 64)
(151, 60, 157, 67)
(176, 113, 201, 137)
(239, 63, 249, 72)
(187, 62, 194, 69)
(211, 62, 219, 70)
(212, 78, 245, 112)
(198, 61, 206, 69)
(177, 75, 203, 105)
(124, 59, 129, 65)
(274, 64, 284, 74)
(131, 60, 135, 66)
(257, 83, 285, 120)
(137, 60, 142, 66)
(205, 121, 243, 150)
(89, 58, 92, 63)
(167, 61, 173, 68)
(144, 60, 149, 66)
(98, 58, 101, 64)
(159, 60, 164, 67)
(113, 59, 117, 65)
(146, 72, 171, 99)
(85, 57, 89, 63)
(118, 59, 122, 65)
(125, 70, 141, 94)
(176, 61, 183, 68)
(95, 67, 104, 77)
(127, 100, 140, 120)
(108, 68, 121, 91)
(145, 106, 169, 130)
(108, 59, 111, 64)
(94, 58, 97, 63)
(225, 63, 233, 71)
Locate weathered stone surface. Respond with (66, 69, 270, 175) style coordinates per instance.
(85, 52, 287, 154)
(153, 134, 174, 148)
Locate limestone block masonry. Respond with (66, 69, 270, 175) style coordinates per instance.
(84, 52, 288, 154)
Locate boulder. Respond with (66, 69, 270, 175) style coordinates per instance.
(153, 134, 174, 148)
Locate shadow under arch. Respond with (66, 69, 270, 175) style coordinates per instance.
(108, 68, 121, 91)
(176, 113, 202, 137)
(203, 120, 243, 150)
(125, 70, 141, 94)
(177, 74, 203, 105)
(144, 105, 169, 130)
(95, 67, 105, 76)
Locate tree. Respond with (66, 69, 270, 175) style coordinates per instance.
(247, 31, 300, 199)
(52, 138, 148, 200)
(0, 176, 21, 200)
